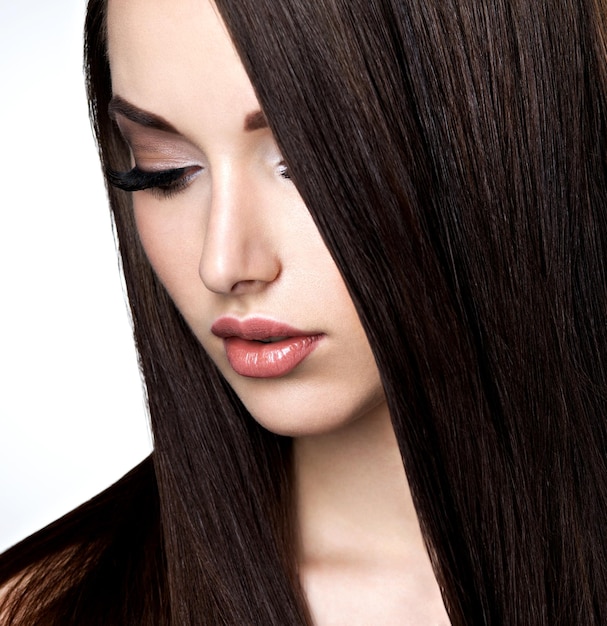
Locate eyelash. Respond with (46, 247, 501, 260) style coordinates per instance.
(106, 160, 290, 200)
(106, 166, 200, 199)
(277, 161, 291, 180)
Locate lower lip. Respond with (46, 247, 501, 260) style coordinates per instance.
(223, 335, 323, 378)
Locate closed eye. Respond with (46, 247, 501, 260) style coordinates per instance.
(277, 161, 291, 180)
(106, 165, 202, 199)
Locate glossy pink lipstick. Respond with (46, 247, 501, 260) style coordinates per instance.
(211, 317, 323, 378)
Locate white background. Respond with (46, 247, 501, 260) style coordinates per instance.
(0, 1, 151, 552)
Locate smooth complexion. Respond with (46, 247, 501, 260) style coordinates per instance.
(107, 0, 449, 623)
(107, 0, 384, 439)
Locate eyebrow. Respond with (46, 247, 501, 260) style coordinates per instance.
(108, 96, 179, 133)
(243, 110, 269, 132)
(109, 95, 268, 135)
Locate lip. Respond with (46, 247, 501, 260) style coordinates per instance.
(211, 317, 324, 378)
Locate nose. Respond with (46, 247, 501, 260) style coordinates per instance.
(199, 166, 281, 295)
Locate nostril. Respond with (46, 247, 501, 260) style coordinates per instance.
(198, 245, 281, 295)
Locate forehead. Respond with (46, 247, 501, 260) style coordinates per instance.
(106, 0, 259, 133)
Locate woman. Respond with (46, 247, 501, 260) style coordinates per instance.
(2, 0, 607, 624)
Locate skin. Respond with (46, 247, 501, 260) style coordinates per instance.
(107, 0, 449, 623)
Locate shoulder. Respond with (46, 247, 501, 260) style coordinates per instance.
(0, 456, 166, 625)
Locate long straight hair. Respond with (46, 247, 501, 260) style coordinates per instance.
(215, 1, 607, 623)
(2, 0, 607, 624)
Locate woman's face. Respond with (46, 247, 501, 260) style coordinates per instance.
(107, 0, 386, 436)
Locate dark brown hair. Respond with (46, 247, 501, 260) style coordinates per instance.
(2, 0, 607, 623)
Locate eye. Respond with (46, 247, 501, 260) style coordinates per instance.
(277, 161, 291, 180)
(106, 165, 202, 199)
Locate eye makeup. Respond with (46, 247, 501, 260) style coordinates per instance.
(106, 165, 201, 199)
(276, 162, 291, 180)
(107, 100, 291, 197)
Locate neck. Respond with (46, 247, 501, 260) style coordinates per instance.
(293, 402, 425, 568)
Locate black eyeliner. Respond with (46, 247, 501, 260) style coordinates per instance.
(106, 166, 188, 192)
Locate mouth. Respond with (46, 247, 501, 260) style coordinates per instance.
(255, 336, 289, 344)
(211, 317, 323, 378)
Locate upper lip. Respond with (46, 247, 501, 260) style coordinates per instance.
(211, 317, 315, 340)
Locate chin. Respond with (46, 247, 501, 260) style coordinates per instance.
(240, 388, 388, 438)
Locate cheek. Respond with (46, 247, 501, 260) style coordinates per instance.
(132, 197, 205, 312)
